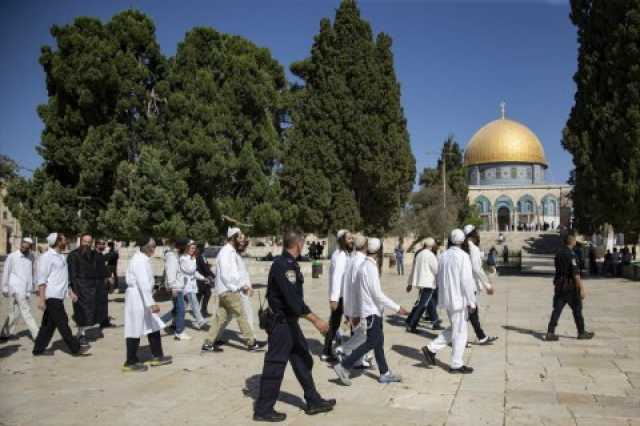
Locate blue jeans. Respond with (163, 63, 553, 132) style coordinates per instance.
(161, 291, 186, 334)
(406, 288, 440, 329)
(185, 292, 205, 326)
(396, 259, 404, 275)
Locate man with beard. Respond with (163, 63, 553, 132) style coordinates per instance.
(68, 233, 104, 345)
(322, 229, 353, 362)
(94, 239, 115, 329)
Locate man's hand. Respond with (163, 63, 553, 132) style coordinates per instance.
(329, 301, 338, 311)
(314, 318, 330, 335)
(405, 285, 412, 293)
(487, 287, 495, 295)
(69, 290, 78, 303)
(580, 287, 586, 300)
(467, 304, 477, 314)
(397, 306, 409, 316)
(150, 304, 160, 314)
(37, 297, 46, 311)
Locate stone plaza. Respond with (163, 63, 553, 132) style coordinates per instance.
(1, 268, 639, 426)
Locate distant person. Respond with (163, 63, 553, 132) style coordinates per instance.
(179, 240, 208, 330)
(104, 241, 119, 293)
(487, 247, 498, 275)
(604, 250, 613, 276)
(94, 238, 114, 329)
(545, 234, 594, 341)
(502, 245, 509, 264)
(394, 243, 405, 275)
(195, 244, 215, 318)
(632, 245, 637, 261)
(588, 246, 598, 276)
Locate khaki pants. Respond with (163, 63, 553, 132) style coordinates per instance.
(2, 294, 40, 340)
(208, 292, 255, 345)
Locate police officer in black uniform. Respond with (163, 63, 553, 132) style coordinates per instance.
(545, 234, 595, 341)
(253, 230, 336, 422)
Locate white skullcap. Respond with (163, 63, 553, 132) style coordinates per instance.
(450, 229, 465, 245)
(354, 234, 367, 249)
(463, 224, 475, 236)
(22, 237, 34, 245)
(336, 229, 349, 240)
(227, 227, 241, 239)
(46, 233, 58, 246)
(424, 237, 435, 248)
(367, 238, 381, 254)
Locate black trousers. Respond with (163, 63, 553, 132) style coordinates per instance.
(342, 315, 389, 375)
(125, 331, 163, 365)
(469, 304, 486, 340)
(547, 289, 585, 335)
(323, 298, 343, 356)
(407, 288, 440, 328)
(33, 299, 81, 355)
(197, 281, 212, 315)
(255, 320, 322, 415)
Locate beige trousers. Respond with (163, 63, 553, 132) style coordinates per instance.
(208, 292, 255, 345)
(1, 294, 39, 339)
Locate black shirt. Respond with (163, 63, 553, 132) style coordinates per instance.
(267, 251, 311, 320)
(554, 246, 579, 291)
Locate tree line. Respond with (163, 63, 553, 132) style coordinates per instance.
(5, 1, 416, 242)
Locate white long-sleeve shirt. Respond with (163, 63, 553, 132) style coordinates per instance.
(355, 257, 400, 318)
(2, 250, 35, 297)
(468, 241, 493, 292)
(214, 243, 249, 295)
(178, 255, 206, 294)
(164, 250, 180, 290)
(329, 249, 348, 302)
(407, 248, 438, 290)
(342, 251, 366, 318)
(436, 246, 476, 312)
(36, 248, 69, 300)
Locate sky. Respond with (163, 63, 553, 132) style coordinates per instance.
(0, 0, 577, 184)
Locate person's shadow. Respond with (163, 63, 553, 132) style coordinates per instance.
(0, 344, 20, 358)
(502, 325, 554, 341)
(391, 344, 450, 372)
(243, 374, 306, 410)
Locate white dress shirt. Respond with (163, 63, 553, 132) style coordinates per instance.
(2, 250, 35, 297)
(329, 249, 348, 302)
(407, 248, 438, 290)
(468, 241, 493, 292)
(37, 248, 69, 300)
(342, 251, 366, 318)
(355, 257, 400, 318)
(164, 250, 180, 290)
(436, 246, 476, 312)
(214, 243, 249, 295)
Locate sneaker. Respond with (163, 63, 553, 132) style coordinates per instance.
(449, 365, 474, 374)
(248, 341, 267, 352)
(305, 398, 336, 415)
(72, 346, 92, 357)
(174, 332, 191, 341)
(201, 341, 223, 353)
(421, 346, 436, 366)
(146, 355, 173, 367)
(378, 371, 402, 384)
(78, 336, 91, 348)
(476, 336, 498, 345)
(333, 363, 352, 386)
(432, 323, 444, 331)
(406, 326, 418, 334)
(33, 349, 55, 357)
(122, 362, 148, 373)
(253, 411, 287, 422)
(545, 332, 559, 341)
(577, 331, 595, 340)
(353, 359, 371, 369)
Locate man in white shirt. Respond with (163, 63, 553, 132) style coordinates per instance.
(160, 238, 190, 340)
(322, 229, 353, 362)
(335, 234, 370, 366)
(202, 228, 264, 353)
(33, 233, 90, 357)
(422, 229, 476, 374)
(405, 237, 442, 333)
(463, 225, 498, 345)
(1, 238, 39, 341)
(334, 238, 409, 385)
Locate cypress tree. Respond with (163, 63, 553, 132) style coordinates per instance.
(563, 0, 640, 236)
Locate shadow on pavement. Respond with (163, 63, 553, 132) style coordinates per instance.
(502, 325, 547, 341)
(243, 374, 306, 410)
(0, 344, 21, 358)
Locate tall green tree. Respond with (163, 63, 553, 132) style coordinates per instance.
(563, 0, 640, 236)
(165, 27, 290, 235)
(282, 0, 416, 235)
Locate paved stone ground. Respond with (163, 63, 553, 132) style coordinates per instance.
(1, 270, 639, 426)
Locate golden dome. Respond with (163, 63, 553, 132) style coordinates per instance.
(464, 117, 547, 167)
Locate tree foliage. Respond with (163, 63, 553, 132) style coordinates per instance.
(282, 0, 416, 235)
(563, 0, 640, 236)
